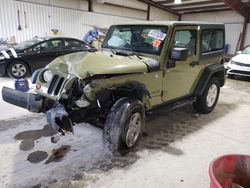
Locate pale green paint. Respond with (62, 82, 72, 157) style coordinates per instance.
(162, 25, 201, 101)
(47, 51, 148, 79)
(34, 21, 225, 110)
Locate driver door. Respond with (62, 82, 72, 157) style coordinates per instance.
(162, 26, 201, 102)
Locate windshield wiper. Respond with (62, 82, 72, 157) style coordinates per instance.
(108, 45, 142, 60)
(129, 51, 142, 60)
(108, 45, 117, 55)
(125, 46, 142, 60)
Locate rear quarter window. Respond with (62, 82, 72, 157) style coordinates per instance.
(201, 29, 224, 53)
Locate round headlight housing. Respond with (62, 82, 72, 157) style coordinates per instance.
(43, 70, 53, 82)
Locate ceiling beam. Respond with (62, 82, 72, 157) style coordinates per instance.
(103, 2, 147, 12)
(157, 0, 190, 4)
(174, 5, 228, 12)
(223, 0, 250, 18)
(183, 7, 231, 14)
(137, 0, 179, 15)
(167, 0, 224, 8)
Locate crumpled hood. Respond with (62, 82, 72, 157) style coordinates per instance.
(47, 51, 149, 79)
(232, 54, 250, 64)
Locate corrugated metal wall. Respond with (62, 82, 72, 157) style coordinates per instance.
(182, 10, 248, 55)
(0, 0, 142, 43)
(224, 23, 243, 54)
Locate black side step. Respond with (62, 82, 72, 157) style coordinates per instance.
(147, 96, 196, 115)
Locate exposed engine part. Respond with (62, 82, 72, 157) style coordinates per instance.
(75, 98, 90, 108)
(83, 83, 95, 101)
(97, 99, 101, 108)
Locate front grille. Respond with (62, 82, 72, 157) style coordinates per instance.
(48, 75, 65, 95)
(230, 70, 250, 75)
(234, 61, 250, 67)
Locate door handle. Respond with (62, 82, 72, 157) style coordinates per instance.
(189, 61, 199, 67)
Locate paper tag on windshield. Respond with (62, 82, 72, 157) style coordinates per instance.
(148, 30, 166, 41)
(152, 39, 162, 48)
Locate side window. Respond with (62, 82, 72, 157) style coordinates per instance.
(51, 40, 64, 50)
(33, 40, 63, 52)
(201, 30, 224, 53)
(65, 40, 84, 50)
(173, 30, 196, 55)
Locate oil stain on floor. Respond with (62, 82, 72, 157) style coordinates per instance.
(14, 124, 57, 151)
(45, 145, 71, 164)
(27, 151, 49, 164)
(27, 145, 71, 164)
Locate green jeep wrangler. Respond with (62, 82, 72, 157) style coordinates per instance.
(2, 21, 225, 156)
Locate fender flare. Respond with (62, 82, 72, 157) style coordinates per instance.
(113, 81, 151, 108)
(194, 64, 225, 96)
(31, 68, 42, 84)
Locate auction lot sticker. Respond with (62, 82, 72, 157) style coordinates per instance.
(148, 30, 166, 41)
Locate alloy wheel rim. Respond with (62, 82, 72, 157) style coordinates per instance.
(12, 64, 26, 77)
(206, 84, 218, 107)
(125, 112, 142, 148)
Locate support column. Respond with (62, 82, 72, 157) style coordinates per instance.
(240, 15, 249, 50)
(178, 14, 182, 21)
(88, 0, 93, 12)
(147, 4, 150, 20)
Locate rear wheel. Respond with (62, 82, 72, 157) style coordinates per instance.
(103, 98, 145, 157)
(193, 77, 220, 114)
(7, 61, 29, 79)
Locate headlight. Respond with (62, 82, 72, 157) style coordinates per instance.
(0, 56, 5, 60)
(230, 60, 236, 65)
(43, 70, 53, 82)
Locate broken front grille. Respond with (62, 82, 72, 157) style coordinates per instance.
(47, 75, 65, 95)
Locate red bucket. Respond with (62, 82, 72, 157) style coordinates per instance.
(209, 155, 250, 188)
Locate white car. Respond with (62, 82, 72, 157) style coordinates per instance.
(226, 45, 250, 77)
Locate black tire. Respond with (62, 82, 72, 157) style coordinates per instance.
(7, 60, 29, 79)
(193, 77, 220, 114)
(103, 97, 145, 157)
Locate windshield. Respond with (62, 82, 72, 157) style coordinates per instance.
(102, 25, 168, 55)
(242, 46, 250, 54)
(15, 38, 45, 50)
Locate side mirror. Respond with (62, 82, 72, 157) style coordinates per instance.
(171, 48, 188, 61)
(236, 51, 242, 54)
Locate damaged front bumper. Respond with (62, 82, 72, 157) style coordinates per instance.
(2, 87, 74, 133)
(2, 86, 47, 113)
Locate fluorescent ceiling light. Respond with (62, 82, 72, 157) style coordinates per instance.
(174, 0, 182, 4)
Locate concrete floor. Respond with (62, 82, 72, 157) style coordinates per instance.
(0, 76, 250, 188)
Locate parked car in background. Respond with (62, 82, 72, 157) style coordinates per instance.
(0, 37, 97, 78)
(226, 45, 250, 78)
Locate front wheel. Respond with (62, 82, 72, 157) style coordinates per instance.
(193, 77, 220, 114)
(7, 61, 29, 79)
(103, 98, 145, 157)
